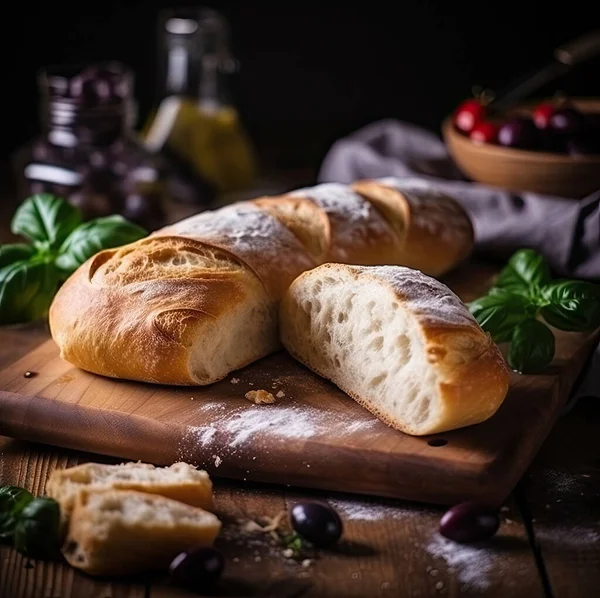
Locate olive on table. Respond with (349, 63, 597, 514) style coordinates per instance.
(439, 502, 500, 543)
(169, 546, 224, 590)
(290, 502, 343, 547)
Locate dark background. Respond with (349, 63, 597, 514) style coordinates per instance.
(2, 2, 599, 175)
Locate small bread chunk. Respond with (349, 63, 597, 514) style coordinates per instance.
(245, 389, 276, 404)
(62, 489, 221, 576)
(47, 461, 214, 525)
(279, 264, 510, 436)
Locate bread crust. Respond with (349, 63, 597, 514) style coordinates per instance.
(287, 182, 403, 265)
(279, 263, 509, 436)
(154, 201, 316, 300)
(352, 178, 474, 276)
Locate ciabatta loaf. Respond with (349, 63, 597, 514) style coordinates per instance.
(47, 461, 214, 523)
(279, 264, 509, 435)
(49, 179, 474, 385)
(62, 489, 221, 576)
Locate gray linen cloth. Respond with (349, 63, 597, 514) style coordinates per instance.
(317, 119, 600, 402)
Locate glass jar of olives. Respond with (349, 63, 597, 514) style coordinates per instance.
(13, 62, 169, 230)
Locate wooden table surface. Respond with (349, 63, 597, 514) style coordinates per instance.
(1, 173, 599, 598)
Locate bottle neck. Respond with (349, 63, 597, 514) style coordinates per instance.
(158, 10, 235, 109)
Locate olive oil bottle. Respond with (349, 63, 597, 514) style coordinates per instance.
(142, 8, 257, 202)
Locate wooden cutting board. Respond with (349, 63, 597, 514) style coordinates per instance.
(0, 262, 598, 506)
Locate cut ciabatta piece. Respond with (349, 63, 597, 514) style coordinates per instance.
(49, 237, 278, 385)
(47, 461, 215, 524)
(62, 489, 221, 576)
(279, 264, 510, 436)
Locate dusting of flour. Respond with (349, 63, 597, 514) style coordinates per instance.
(426, 534, 494, 591)
(329, 498, 418, 522)
(177, 399, 379, 464)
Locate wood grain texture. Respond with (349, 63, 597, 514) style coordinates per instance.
(521, 395, 600, 598)
(1, 262, 598, 507)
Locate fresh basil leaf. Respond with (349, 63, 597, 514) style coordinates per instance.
(468, 290, 534, 342)
(0, 258, 59, 325)
(11, 194, 81, 251)
(0, 486, 34, 541)
(508, 319, 555, 374)
(56, 215, 146, 275)
(0, 244, 36, 269)
(13, 497, 61, 560)
(540, 280, 600, 332)
(495, 249, 551, 298)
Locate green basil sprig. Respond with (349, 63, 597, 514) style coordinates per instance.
(0, 485, 61, 561)
(0, 194, 146, 325)
(469, 249, 600, 374)
(0, 485, 34, 541)
(13, 497, 61, 559)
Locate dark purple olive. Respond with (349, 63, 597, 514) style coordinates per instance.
(549, 107, 584, 137)
(439, 502, 500, 543)
(290, 502, 343, 547)
(498, 117, 538, 149)
(169, 546, 224, 590)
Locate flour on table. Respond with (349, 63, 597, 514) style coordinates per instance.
(426, 534, 494, 591)
(540, 468, 585, 494)
(535, 524, 600, 547)
(329, 498, 418, 522)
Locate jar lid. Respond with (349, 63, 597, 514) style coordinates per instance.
(39, 62, 134, 108)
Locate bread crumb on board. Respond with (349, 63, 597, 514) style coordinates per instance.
(230, 377, 240, 384)
(276, 390, 285, 398)
(245, 389, 276, 404)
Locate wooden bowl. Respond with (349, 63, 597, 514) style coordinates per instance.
(442, 98, 600, 198)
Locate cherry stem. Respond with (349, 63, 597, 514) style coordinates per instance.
(471, 84, 495, 105)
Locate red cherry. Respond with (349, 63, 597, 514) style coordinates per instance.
(469, 121, 499, 145)
(453, 99, 487, 134)
(532, 103, 556, 130)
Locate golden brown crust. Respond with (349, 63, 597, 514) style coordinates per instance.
(154, 202, 316, 300)
(352, 179, 474, 276)
(251, 195, 331, 263)
(285, 182, 403, 265)
(49, 237, 273, 385)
